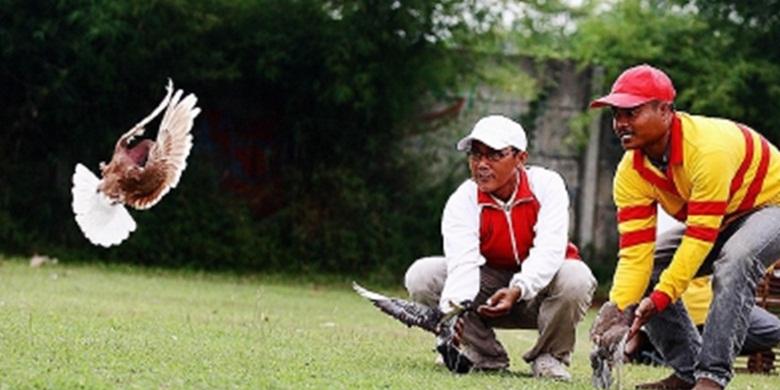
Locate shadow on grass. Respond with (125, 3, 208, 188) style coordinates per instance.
(397, 357, 536, 378)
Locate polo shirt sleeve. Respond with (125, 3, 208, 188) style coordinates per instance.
(610, 155, 658, 310)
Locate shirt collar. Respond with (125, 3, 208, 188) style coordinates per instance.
(669, 113, 683, 165)
(477, 169, 533, 207)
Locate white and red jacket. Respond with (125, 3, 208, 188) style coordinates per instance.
(439, 166, 580, 313)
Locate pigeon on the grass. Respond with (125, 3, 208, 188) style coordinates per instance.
(590, 301, 635, 389)
(71, 79, 200, 247)
(352, 281, 474, 373)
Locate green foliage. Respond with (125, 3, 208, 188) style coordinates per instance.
(0, 0, 503, 274)
(570, 0, 780, 141)
(495, 0, 780, 273)
(679, 0, 780, 141)
(476, 56, 540, 100)
(500, 0, 780, 145)
(502, 0, 595, 59)
(564, 110, 601, 154)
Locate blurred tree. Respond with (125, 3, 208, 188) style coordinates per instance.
(0, 0, 505, 276)
(677, 0, 780, 141)
(492, 0, 780, 282)
(569, 0, 780, 141)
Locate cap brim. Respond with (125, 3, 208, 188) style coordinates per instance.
(456, 136, 471, 151)
(456, 136, 507, 151)
(590, 92, 654, 108)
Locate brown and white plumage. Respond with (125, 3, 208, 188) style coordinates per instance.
(590, 302, 634, 389)
(71, 79, 200, 247)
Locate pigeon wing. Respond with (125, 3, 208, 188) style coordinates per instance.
(352, 282, 442, 334)
(112, 79, 175, 154)
(125, 81, 200, 210)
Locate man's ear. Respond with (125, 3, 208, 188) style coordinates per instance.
(516, 151, 528, 167)
(661, 102, 675, 121)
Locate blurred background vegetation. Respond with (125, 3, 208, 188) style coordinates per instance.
(2, 0, 780, 285)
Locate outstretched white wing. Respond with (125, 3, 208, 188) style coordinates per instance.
(71, 163, 136, 247)
(152, 84, 199, 190)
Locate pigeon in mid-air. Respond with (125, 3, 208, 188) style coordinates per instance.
(352, 282, 473, 373)
(589, 302, 634, 389)
(71, 79, 200, 247)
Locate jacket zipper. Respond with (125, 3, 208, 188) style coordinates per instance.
(485, 195, 534, 266)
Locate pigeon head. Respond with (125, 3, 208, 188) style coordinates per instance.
(121, 138, 154, 168)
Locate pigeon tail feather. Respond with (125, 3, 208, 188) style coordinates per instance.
(352, 282, 442, 334)
(71, 164, 137, 247)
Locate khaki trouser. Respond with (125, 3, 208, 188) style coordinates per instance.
(404, 256, 596, 370)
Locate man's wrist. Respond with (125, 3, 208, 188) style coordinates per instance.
(508, 286, 523, 301)
(649, 290, 671, 312)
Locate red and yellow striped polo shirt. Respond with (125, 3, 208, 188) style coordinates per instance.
(610, 112, 780, 310)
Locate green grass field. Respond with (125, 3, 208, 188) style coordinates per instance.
(0, 257, 777, 389)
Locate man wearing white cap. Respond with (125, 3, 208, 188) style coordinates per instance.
(404, 115, 597, 380)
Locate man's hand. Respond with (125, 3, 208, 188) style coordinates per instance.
(628, 297, 657, 340)
(477, 287, 522, 318)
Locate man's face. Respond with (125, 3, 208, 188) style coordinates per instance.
(467, 141, 527, 199)
(611, 101, 672, 151)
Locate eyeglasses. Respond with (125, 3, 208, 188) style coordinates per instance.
(467, 147, 515, 162)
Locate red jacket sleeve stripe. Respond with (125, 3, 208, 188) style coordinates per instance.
(730, 125, 754, 197)
(617, 204, 656, 222)
(684, 226, 720, 242)
(687, 201, 728, 215)
(738, 136, 771, 212)
(619, 227, 656, 249)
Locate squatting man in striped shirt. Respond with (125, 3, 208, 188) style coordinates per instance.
(590, 64, 780, 390)
(404, 115, 597, 380)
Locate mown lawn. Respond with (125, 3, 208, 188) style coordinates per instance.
(0, 256, 777, 389)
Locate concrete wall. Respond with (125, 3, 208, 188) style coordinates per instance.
(409, 56, 622, 265)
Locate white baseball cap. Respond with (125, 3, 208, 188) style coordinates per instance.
(456, 115, 527, 152)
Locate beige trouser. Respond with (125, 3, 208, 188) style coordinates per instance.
(404, 256, 597, 370)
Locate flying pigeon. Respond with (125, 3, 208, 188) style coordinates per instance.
(589, 301, 634, 389)
(71, 79, 200, 247)
(352, 282, 474, 373)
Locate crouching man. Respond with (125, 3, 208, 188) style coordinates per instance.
(404, 115, 597, 380)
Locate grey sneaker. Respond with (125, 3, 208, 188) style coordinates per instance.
(532, 353, 572, 381)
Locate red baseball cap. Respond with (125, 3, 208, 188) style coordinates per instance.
(590, 64, 676, 108)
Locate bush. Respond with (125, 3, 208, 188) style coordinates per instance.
(0, 0, 499, 280)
